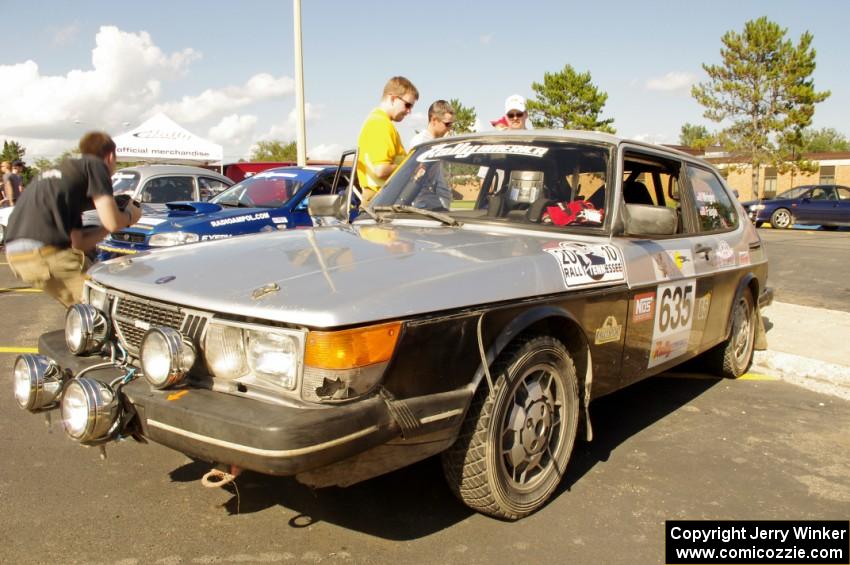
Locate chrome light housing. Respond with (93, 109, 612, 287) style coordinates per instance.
(140, 327, 196, 389)
(13, 354, 66, 412)
(203, 320, 305, 392)
(149, 231, 200, 247)
(65, 304, 109, 355)
(61, 378, 120, 443)
(83, 281, 109, 311)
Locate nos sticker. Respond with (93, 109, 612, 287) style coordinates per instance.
(544, 242, 625, 288)
(649, 279, 696, 368)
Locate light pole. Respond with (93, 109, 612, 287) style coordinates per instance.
(293, 0, 307, 166)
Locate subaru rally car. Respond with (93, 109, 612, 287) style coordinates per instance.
(96, 165, 351, 260)
(14, 131, 772, 520)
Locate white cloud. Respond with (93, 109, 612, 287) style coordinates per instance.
(52, 23, 80, 46)
(645, 72, 696, 92)
(308, 143, 345, 161)
(480, 33, 494, 45)
(208, 114, 258, 145)
(0, 25, 198, 138)
(258, 103, 323, 141)
(151, 73, 295, 124)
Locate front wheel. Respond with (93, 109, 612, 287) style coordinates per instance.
(442, 335, 579, 520)
(770, 208, 792, 229)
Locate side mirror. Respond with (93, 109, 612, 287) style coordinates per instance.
(308, 194, 344, 219)
(623, 204, 677, 236)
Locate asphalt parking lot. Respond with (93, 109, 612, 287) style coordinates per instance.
(0, 244, 848, 564)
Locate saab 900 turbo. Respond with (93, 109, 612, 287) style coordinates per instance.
(13, 131, 772, 520)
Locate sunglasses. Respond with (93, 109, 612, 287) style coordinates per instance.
(396, 96, 415, 110)
(507, 111, 525, 119)
(442, 121, 454, 128)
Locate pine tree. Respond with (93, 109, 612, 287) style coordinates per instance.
(526, 65, 615, 132)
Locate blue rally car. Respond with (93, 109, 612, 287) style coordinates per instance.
(97, 165, 351, 260)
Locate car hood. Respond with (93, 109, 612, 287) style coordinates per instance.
(131, 202, 276, 232)
(90, 221, 617, 328)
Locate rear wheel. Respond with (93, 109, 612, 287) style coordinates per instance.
(442, 335, 579, 520)
(707, 291, 756, 378)
(769, 208, 792, 229)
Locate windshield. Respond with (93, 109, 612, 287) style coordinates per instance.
(776, 187, 810, 200)
(370, 138, 611, 228)
(211, 170, 305, 208)
(112, 171, 140, 195)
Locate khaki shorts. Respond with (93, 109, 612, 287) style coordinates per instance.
(6, 246, 91, 308)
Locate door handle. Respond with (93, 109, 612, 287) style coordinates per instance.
(694, 244, 711, 261)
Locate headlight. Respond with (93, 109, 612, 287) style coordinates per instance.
(749, 204, 765, 211)
(61, 378, 120, 443)
(203, 321, 305, 391)
(140, 327, 196, 389)
(148, 231, 200, 247)
(83, 282, 109, 311)
(65, 304, 109, 355)
(13, 354, 66, 412)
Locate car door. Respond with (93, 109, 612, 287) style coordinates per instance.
(618, 149, 721, 386)
(835, 186, 850, 225)
(793, 185, 836, 225)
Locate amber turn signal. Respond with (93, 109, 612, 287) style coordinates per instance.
(304, 322, 401, 370)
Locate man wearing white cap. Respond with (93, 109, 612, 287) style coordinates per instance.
(503, 94, 529, 130)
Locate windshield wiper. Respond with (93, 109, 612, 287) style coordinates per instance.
(372, 205, 461, 226)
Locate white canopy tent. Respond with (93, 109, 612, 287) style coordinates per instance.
(114, 113, 223, 165)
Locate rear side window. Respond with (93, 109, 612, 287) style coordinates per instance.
(112, 171, 140, 195)
(140, 176, 195, 203)
(687, 165, 739, 232)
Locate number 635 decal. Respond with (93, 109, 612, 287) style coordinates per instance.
(655, 280, 696, 337)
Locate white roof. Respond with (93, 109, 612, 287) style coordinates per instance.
(114, 113, 223, 164)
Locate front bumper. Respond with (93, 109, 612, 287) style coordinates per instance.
(38, 330, 468, 476)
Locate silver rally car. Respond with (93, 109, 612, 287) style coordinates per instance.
(14, 131, 772, 520)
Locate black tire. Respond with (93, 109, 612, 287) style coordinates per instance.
(769, 208, 793, 229)
(706, 291, 756, 378)
(441, 335, 579, 520)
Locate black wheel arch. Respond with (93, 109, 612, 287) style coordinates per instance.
(724, 273, 760, 341)
(470, 305, 591, 407)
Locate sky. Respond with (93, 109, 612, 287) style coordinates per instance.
(1, 0, 847, 164)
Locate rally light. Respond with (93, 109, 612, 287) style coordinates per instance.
(140, 327, 196, 389)
(65, 304, 109, 355)
(60, 378, 120, 443)
(13, 354, 66, 412)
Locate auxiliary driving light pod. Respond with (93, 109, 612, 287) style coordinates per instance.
(140, 326, 196, 389)
(65, 304, 109, 355)
(13, 354, 67, 412)
(60, 378, 120, 443)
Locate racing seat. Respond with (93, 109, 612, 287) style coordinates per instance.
(623, 180, 654, 205)
(504, 170, 544, 219)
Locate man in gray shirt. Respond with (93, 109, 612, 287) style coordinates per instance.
(1, 160, 23, 205)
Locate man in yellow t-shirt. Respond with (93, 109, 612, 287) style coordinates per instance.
(356, 76, 419, 205)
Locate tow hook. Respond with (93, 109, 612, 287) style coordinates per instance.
(201, 465, 242, 488)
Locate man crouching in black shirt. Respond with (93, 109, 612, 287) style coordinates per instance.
(4, 131, 142, 307)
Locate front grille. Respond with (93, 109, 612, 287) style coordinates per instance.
(111, 231, 147, 244)
(111, 293, 207, 354)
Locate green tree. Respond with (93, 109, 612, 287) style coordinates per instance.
(250, 140, 299, 161)
(447, 98, 477, 135)
(799, 127, 849, 152)
(526, 64, 615, 132)
(692, 17, 830, 198)
(679, 123, 715, 149)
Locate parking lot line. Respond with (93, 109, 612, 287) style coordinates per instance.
(738, 373, 780, 381)
(0, 347, 39, 354)
(0, 287, 42, 293)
